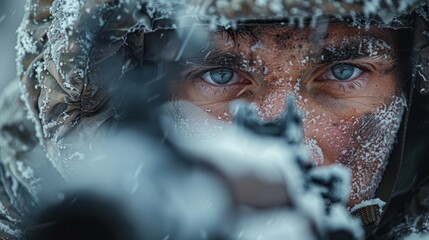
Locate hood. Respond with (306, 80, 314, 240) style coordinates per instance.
(16, 0, 429, 232)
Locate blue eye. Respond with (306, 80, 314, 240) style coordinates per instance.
(324, 64, 363, 81)
(201, 68, 235, 86)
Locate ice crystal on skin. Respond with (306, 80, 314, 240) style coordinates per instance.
(324, 36, 393, 62)
(228, 37, 399, 206)
(340, 96, 405, 204)
(303, 138, 325, 165)
(267, 35, 400, 206)
(250, 41, 267, 52)
(217, 24, 400, 203)
(298, 95, 405, 206)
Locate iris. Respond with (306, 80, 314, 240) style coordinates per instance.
(331, 64, 357, 80)
(209, 68, 234, 85)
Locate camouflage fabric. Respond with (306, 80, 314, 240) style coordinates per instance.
(0, 82, 45, 239)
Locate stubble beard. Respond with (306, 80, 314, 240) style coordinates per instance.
(338, 96, 405, 205)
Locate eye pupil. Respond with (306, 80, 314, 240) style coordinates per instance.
(332, 64, 355, 80)
(210, 68, 233, 85)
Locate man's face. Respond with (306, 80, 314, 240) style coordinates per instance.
(172, 23, 404, 207)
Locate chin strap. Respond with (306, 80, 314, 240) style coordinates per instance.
(351, 197, 387, 226)
(351, 204, 382, 225)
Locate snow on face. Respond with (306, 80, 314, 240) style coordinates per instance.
(173, 22, 403, 207)
(309, 95, 405, 205)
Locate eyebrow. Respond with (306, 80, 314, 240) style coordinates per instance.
(178, 26, 260, 68)
(187, 52, 243, 68)
(179, 31, 395, 71)
(312, 35, 395, 64)
(179, 42, 244, 69)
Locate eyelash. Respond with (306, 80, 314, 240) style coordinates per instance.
(190, 68, 250, 95)
(195, 81, 232, 95)
(334, 78, 368, 92)
(190, 62, 372, 97)
(316, 63, 370, 93)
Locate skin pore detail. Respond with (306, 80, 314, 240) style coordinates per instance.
(172, 22, 404, 207)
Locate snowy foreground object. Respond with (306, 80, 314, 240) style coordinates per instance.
(27, 100, 363, 240)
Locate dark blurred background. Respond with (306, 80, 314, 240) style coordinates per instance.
(0, 0, 25, 90)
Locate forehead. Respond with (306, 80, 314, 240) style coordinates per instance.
(213, 23, 396, 52)
(180, 23, 397, 73)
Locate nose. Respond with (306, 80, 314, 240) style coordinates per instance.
(249, 81, 294, 121)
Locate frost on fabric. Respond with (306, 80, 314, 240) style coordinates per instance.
(362, 0, 419, 24)
(386, 213, 429, 239)
(0, 221, 22, 238)
(15, 19, 38, 76)
(15, 0, 38, 76)
(15, 0, 46, 146)
(0, 202, 18, 225)
(47, 0, 84, 79)
(142, 0, 423, 30)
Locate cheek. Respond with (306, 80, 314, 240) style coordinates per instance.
(303, 96, 405, 206)
(302, 111, 354, 166)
